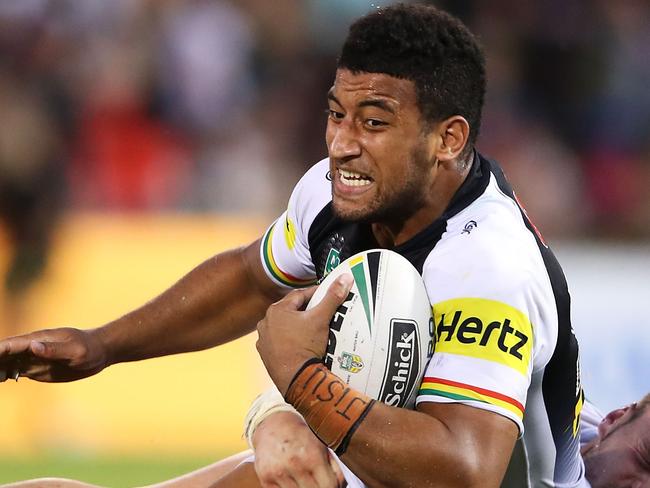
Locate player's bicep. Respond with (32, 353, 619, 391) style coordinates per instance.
(242, 238, 289, 302)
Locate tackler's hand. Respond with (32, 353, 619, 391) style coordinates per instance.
(0, 327, 109, 383)
(256, 274, 353, 395)
(253, 411, 346, 488)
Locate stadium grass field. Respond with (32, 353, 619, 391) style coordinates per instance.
(0, 453, 224, 487)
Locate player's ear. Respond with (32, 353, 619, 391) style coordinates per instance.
(598, 406, 630, 438)
(428, 115, 470, 166)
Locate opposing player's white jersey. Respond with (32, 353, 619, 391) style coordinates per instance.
(260, 152, 588, 487)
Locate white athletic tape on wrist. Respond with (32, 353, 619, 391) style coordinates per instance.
(243, 384, 300, 449)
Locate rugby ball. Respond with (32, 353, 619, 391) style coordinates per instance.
(307, 249, 434, 409)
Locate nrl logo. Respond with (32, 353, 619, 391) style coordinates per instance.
(338, 352, 364, 373)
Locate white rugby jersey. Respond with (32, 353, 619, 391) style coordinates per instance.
(260, 152, 588, 487)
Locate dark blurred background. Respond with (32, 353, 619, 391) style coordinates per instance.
(1, 0, 648, 223)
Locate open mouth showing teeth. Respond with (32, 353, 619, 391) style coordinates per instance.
(339, 169, 373, 187)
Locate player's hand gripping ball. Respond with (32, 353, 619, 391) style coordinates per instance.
(308, 249, 434, 408)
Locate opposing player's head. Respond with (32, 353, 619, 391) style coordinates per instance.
(327, 3, 486, 224)
(582, 393, 650, 487)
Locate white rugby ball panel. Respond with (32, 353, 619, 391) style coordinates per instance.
(307, 249, 434, 409)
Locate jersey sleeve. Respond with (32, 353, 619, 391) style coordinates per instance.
(416, 222, 555, 436)
(260, 159, 331, 288)
(578, 399, 603, 447)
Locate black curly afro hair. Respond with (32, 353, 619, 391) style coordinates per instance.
(338, 3, 486, 152)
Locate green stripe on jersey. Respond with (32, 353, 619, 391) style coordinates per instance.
(351, 260, 372, 334)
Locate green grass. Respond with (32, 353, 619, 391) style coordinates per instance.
(0, 453, 222, 487)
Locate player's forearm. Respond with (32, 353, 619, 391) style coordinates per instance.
(283, 362, 512, 488)
(95, 241, 280, 365)
(340, 404, 487, 488)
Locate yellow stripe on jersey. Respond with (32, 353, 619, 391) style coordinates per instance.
(284, 215, 297, 250)
(262, 221, 315, 288)
(432, 297, 533, 377)
(573, 388, 584, 437)
(348, 255, 364, 266)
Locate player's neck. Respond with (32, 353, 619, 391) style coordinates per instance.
(372, 163, 470, 248)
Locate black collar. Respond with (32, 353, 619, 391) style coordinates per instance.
(394, 150, 490, 256)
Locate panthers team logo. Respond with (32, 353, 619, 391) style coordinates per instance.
(319, 233, 345, 279)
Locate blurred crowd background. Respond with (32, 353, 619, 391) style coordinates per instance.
(0, 0, 649, 311)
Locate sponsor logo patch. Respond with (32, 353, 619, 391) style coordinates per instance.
(432, 298, 533, 376)
(379, 319, 420, 408)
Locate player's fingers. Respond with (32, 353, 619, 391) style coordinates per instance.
(0, 357, 46, 383)
(328, 452, 347, 488)
(289, 471, 321, 488)
(259, 471, 299, 488)
(311, 460, 343, 488)
(0, 362, 17, 383)
(310, 274, 353, 318)
(20, 362, 57, 381)
(276, 288, 311, 311)
(0, 338, 34, 382)
(1, 366, 24, 383)
(299, 285, 319, 302)
(30, 340, 76, 361)
(0, 336, 34, 358)
(256, 459, 300, 488)
(270, 481, 296, 488)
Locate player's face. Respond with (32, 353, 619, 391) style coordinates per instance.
(326, 69, 434, 223)
(583, 402, 650, 488)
